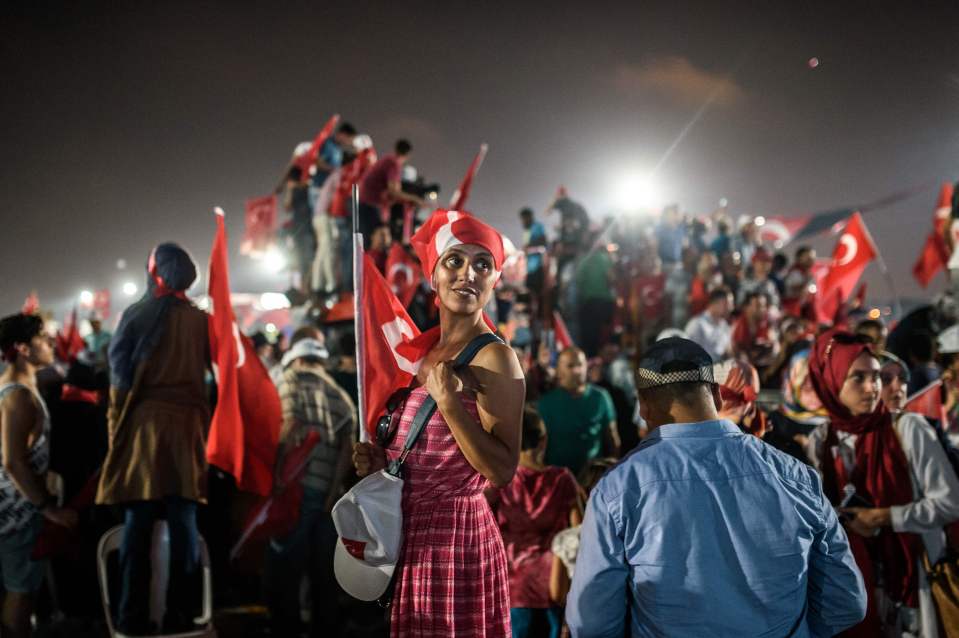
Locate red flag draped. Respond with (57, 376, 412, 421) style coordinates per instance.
(292, 114, 340, 180)
(449, 144, 488, 211)
(912, 183, 954, 288)
(240, 194, 278, 255)
(816, 212, 877, 323)
(21, 291, 39, 315)
(207, 210, 281, 496)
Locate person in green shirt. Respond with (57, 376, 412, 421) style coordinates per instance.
(537, 347, 620, 475)
(574, 245, 616, 357)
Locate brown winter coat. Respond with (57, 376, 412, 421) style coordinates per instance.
(96, 303, 210, 505)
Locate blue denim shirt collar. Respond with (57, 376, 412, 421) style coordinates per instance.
(645, 419, 742, 440)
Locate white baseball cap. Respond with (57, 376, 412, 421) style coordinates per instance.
(332, 470, 404, 601)
(281, 338, 329, 368)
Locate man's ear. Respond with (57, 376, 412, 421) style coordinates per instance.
(711, 384, 723, 412)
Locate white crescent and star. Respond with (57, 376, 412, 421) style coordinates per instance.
(835, 234, 858, 267)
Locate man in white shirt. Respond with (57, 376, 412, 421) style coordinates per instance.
(684, 287, 733, 362)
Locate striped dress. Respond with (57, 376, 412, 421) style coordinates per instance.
(386, 386, 510, 637)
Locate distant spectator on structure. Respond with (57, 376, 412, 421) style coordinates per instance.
(357, 139, 426, 249)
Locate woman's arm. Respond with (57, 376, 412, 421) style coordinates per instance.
(890, 414, 959, 533)
(426, 342, 525, 487)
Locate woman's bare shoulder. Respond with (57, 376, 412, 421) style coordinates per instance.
(471, 341, 523, 379)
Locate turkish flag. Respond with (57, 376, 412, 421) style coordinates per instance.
(817, 212, 877, 323)
(240, 195, 278, 255)
(912, 183, 954, 288)
(760, 215, 812, 247)
(449, 144, 488, 211)
(358, 253, 442, 437)
(92, 289, 111, 319)
(55, 307, 86, 362)
(905, 380, 948, 424)
(385, 243, 419, 309)
(633, 273, 666, 321)
(330, 147, 377, 218)
(552, 310, 574, 350)
(292, 114, 340, 181)
(207, 210, 281, 496)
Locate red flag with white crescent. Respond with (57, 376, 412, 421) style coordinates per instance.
(207, 210, 281, 496)
(816, 212, 877, 323)
(905, 380, 947, 424)
(912, 182, 954, 288)
(240, 195, 278, 255)
(385, 243, 419, 309)
(449, 144, 488, 211)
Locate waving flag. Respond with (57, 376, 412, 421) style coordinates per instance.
(207, 210, 281, 496)
(912, 183, 955, 288)
(816, 212, 877, 322)
(21, 291, 39, 315)
(240, 194, 278, 255)
(292, 114, 340, 180)
(905, 380, 947, 424)
(552, 310, 574, 350)
(449, 144, 488, 210)
(55, 307, 86, 362)
(385, 243, 419, 308)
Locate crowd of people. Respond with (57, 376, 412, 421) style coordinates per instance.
(1, 123, 959, 638)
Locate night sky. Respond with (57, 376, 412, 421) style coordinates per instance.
(2, 1, 958, 318)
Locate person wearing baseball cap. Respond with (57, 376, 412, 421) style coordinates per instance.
(567, 337, 866, 637)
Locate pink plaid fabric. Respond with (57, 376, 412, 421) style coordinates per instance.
(386, 387, 510, 637)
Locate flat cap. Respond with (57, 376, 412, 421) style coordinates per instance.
(636, 337, 716, 390)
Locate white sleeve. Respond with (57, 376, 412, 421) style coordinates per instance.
(890, 414, 959, 534)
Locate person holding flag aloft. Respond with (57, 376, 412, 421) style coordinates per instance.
(350, 209, 525, 637)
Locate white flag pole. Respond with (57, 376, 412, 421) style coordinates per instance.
(352, 184, 368, 442)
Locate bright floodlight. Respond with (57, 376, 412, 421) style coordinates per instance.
(79, 290, 94, 305)
(122, 282, 138, 297)
(613, 173, 662, 211)
(263, 248, 287, 274)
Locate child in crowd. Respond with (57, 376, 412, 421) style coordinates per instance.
(489, 408, 579, 638)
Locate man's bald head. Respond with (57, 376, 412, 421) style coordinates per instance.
(556, 346, 587, 394)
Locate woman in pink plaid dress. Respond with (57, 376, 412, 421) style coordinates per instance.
(353, 210, 525, 637)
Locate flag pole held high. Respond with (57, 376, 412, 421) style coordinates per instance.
(352, 184, 369, 442)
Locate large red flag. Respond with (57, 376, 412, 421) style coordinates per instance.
(207, 210, 281, 496)
(817, 212, 877, 322)
(385, 243, 420, 309)
(240, 194, 278, 255)
(449, 144, 488, 211)
(912, 182, 954, 288)
(292, 114, 340, 180)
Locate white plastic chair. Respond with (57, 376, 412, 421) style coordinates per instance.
(97, 522, 216, 638)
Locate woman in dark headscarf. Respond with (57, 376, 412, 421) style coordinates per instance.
(96, 243, 210, 635)
(807, 330, 959, 637)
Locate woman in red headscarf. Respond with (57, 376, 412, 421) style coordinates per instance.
(353, 210, 525, 637)
(714, 359, 767, 438)
(806, 330, 959, 637)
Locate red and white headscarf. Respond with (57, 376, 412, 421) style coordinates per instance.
(410, 209, 505, 281)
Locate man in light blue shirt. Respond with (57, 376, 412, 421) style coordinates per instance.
(567, 337, 866, 638)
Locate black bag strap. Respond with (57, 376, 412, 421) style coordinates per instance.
(386, 332, 503, 477)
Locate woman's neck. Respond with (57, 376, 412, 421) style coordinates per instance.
(518, 452, 546, 471)
(0, 361, 36, 390)
(437, 309, 489, 349)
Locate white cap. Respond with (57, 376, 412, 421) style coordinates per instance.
(332, 470, 403, 601)
(939, 325, 959, 354)
(281, 338, 329, 368)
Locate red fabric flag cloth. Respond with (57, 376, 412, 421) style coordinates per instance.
(448, 144, 488, 211)
(817, 212, 877, 322)
(632, 273, 666, 322)
(207, 211, 281, 496)
(55, 308, 86, 362)
(912, 182, 954, 288)
(330, 147, 377, 218)
(92, 289, 111, 319)
(358, 253, 441, 437)
(385, 243, 420, 309)
(240, 195, 278, 255)
(760, 214, 812, 247)
(292, 114, 340, 181)
(552, 310, 574, 350)
(21, 292, 39, 315)
(905, 380, 947, 423)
